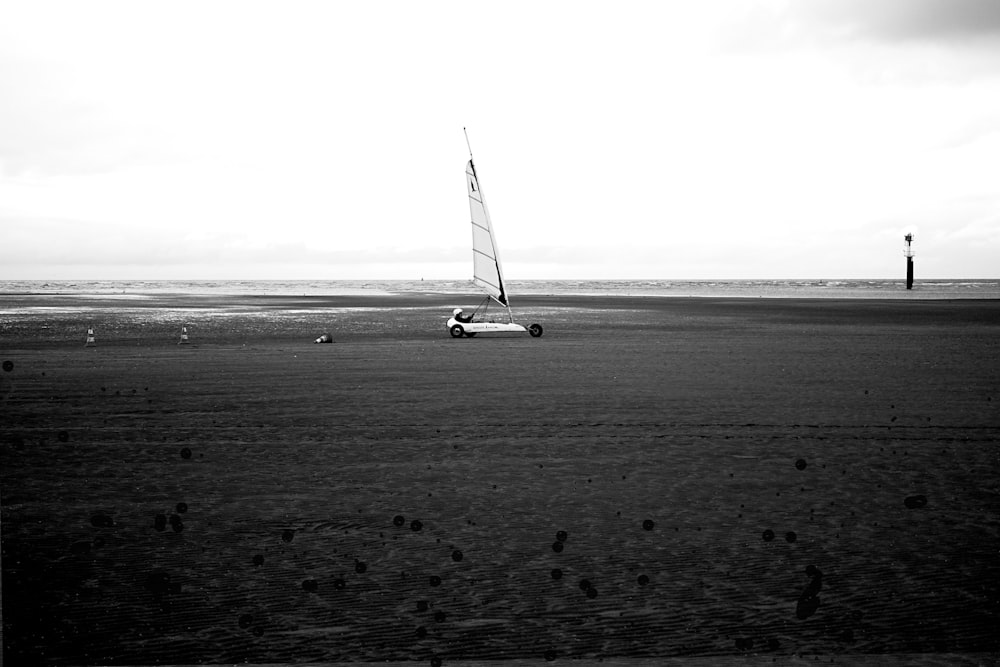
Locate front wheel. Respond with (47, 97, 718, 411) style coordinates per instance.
(528, 323, 543, 337)
(449, 324, 465, 338)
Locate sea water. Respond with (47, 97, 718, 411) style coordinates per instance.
(1, 278, 998, 299)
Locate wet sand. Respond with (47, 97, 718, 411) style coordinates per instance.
(2, 294, 999, 665)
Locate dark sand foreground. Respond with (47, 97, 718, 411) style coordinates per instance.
(2, 294, 999, 666)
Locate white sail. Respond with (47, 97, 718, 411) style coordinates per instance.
(466, 159, 508, 306)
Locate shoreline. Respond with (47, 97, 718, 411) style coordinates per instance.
(2, 276, 998, 304)
(3, 290, 999, 302)
(3, 290, 999, 307)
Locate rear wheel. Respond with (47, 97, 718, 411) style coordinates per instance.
(528, 323, 543, 337)
(449, 324, 465, 338)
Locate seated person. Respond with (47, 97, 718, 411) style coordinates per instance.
(452, 308, 474, 323)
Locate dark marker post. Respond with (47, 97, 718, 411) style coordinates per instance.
(904, 233, 914, 290)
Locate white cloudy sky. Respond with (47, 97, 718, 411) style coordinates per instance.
(2, 0, 999, 280)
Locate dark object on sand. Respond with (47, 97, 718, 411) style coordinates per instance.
(146, 570, 172, 597)
(2, 360, 13, 372)
(796, 565, 823, 620)
(70, 540, 92, 556)
(314, 333, 333, 344)
(904, 494, 928, 509)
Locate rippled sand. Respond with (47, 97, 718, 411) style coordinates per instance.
(2, 295, 999, 665)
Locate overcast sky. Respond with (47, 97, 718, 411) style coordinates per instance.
(2, 0, 999, 280)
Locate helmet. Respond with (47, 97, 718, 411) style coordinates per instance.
(453, 308, 463, 316)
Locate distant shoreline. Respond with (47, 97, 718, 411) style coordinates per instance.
(1, 277, 998, 301)
(3, 292, 1000, 311)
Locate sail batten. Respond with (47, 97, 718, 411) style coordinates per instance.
(466, 159, 508, 307)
